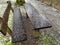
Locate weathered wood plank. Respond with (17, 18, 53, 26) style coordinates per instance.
(21, 12, 36, 45)
(0, 17, 12, 36)
(12, 6, 27, 43)
(0, 1, 11, 35)
(25, 0, 60, 44)
(24, 3, 52, 30)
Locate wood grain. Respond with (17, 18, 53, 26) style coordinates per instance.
(24, 3, 52, 30)
(1, 1, 11, 35)
(12, 6, 27, 43)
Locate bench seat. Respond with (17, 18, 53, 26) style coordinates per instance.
(12, 6, 27, 43)
(24, 3, 52, 30)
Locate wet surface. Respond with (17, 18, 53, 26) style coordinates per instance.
(25, 0, 60, 45)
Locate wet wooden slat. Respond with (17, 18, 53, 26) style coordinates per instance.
(0, 18, 2, 31)
(0, 17, 12, 36)
(1, 1, 11, 35)
(12, 6, 27, 43)
(24, 3, 52, 30)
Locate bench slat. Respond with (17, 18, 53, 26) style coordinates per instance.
(1, 1, 11, 35)
(0, 17, 12, 36)
(12, 7, 27, 43)
(24, 3, 52, 30)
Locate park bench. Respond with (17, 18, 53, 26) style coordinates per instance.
(0, 1, 27, 43)
(0, 1, 52, 43)
(12, 6, 27, 43)
(24, 3, 52, 30)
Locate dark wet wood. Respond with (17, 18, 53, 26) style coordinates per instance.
(0, 17, 12, 36)
(22, 16, 36, 45)
(24, 3, 52, 30)
(1, 1, 11, 35)
(12, 6, 27, 43)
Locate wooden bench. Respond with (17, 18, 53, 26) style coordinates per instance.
(0, 1, 12, 35)
(24, 3, 52, 30)
(12, 6, 27, 43)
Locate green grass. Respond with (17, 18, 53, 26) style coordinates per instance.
(37, 33, 58, 45)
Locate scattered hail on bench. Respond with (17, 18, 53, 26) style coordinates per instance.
(0, 1, 12, 35)
(24, 3, 52, 30)
(12, 6, 27, 43)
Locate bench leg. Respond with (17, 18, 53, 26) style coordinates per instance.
(33, 30, 39, 39)
(26, 13, 29, 19)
